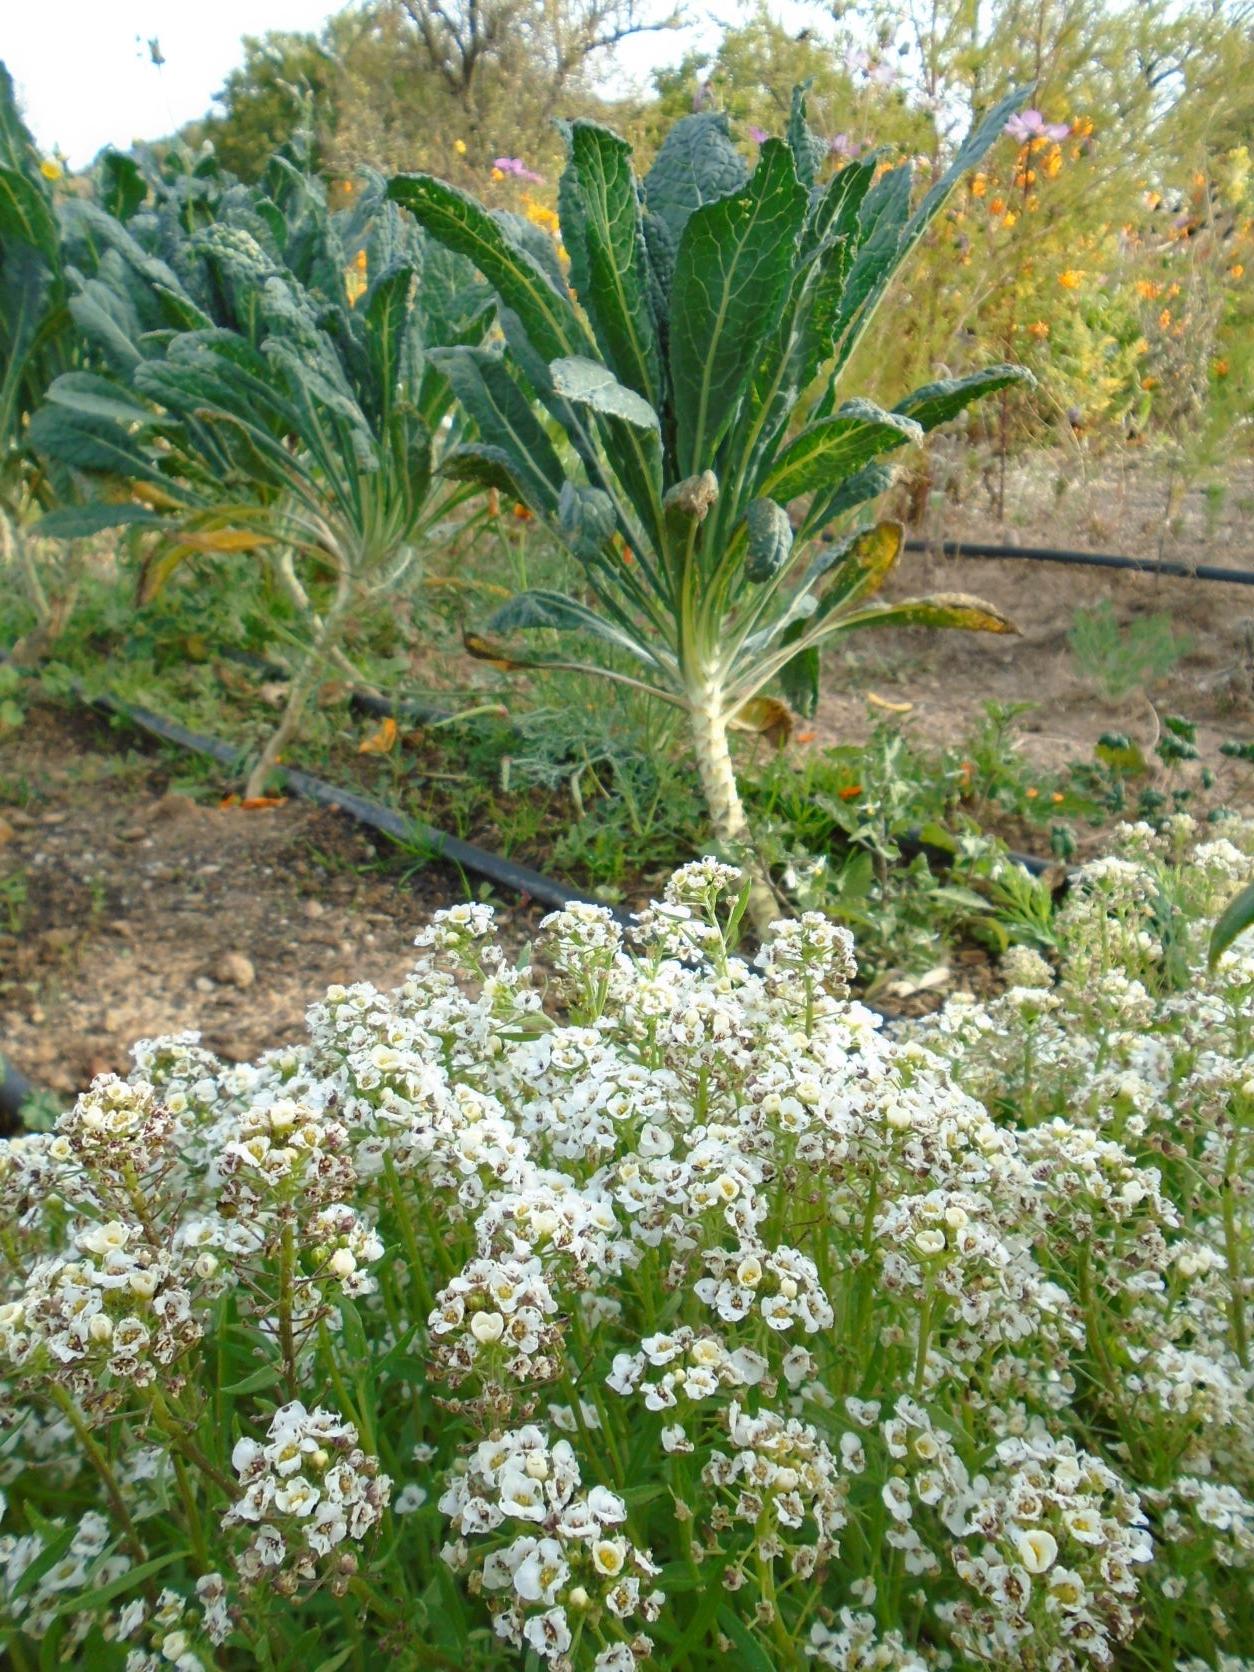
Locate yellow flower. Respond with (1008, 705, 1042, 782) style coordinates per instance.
(1158, 308, 1172, 329)
(1134, 279, 1160, 300)
(1002, 210, 1018, 228)
(40, 158, 62, 181)
(1058, 268, 1084, 290)
(1043, 146, 1062, 180)
(1229, 263, 1245, 280)
(970, 173, 988, 198)
(490, 167, 505, 182)
(454, 139, 467, 156)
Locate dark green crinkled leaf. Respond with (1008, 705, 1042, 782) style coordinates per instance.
(550, 355, 659, 431)
(36, 501, 168, 539)
(558, 480, 618, 561)
(893, 363, 1033, 431)
(28, 400, 167, 483)
(489, 588, 659, 667)
(387, 174, 587, 364)
(0, 165, 57, 263)
(799, 459, 896, 539)
(830, 85, 1029, 376)
(669, 140, 808, 472)
(562, 122, 662, 405)
(430, 347, 566, 514)
(787, 83, 827, 191)
(643, 111, 748, 246)
(744, 497, 793, 582)
(762, 399, 920, 503)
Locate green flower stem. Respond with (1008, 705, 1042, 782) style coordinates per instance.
(1222, 1136, 1248, 1369)
(49, 1385, 147, 1568)
(148, 1387, 238, 1500)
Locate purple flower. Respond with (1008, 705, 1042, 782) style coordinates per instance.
(493, 156, 545, 184)
(747, 125, 770, 145)
(1005, 110, 1070, 144)
(829, 132, 863, 161)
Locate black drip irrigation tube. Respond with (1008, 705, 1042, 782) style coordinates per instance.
(902, 537, 1254, 586)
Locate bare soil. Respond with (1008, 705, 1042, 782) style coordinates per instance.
(815, 451, 1254, 801)
(0, 706, 538, 1103)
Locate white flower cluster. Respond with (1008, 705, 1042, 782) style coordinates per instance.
(439, 1426, 662, 1665)
(222, 1401, 390, 1590)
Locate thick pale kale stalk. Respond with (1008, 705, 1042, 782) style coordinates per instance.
(390, 86, 1031, 931)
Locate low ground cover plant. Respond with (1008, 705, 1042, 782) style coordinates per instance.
(0, 815, 1250, 1668)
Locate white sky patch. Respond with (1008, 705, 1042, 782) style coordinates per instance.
(5, 0, 838, 169)
(5, 0, 340, 167)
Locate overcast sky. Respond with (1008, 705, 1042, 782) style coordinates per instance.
(5, 1, 809, 169)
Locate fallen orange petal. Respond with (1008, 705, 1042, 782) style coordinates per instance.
(358, 717, 399, 755)
(240, 796, 287, 810)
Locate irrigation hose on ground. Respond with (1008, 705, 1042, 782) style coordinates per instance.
(902, 538, 1254, 586)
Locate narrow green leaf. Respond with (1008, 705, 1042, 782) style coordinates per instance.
(1209, 879, 1254, 968)
(52, 1550, 189, 1619)
(550, 355, 659, 431)
(716, 1606, 778, 1670)
(643, 111, 747, 246)
(387, 174, 587, 364)
(669, 140, 808, 472)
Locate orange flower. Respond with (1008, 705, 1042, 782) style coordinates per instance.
(838, 785, 862, 801)
(1229, 263, 1245, 280)
(1158, 308, 1172, 329)
(989, 196, 1007, 216)
(1028, 320, 1050, 338)
(1141, 375, 1157, 389)
(1213, 359, 1230, 378)
(512, 502, 533, 521)
(970, 172, 988, 198)
(1043, 146, 1063, 179)
(1058, 269, 1084, 289)
(1026, 787, 1039, 800)
(1051, 792, 1065, 804)
(795, 730, 817, 744)
(1134, 279, 1160, 300)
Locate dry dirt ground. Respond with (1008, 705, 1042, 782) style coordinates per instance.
(0, 707, 540, 1102)
(815, 452, 1254, 796)
(2, 451, 1252, 1109)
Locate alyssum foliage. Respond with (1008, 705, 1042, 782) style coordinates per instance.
(31, 159, 493, 797)
(388, 87, 1030, 923)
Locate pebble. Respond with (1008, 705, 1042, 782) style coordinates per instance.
(195, 976, 215, 994)
(303, 898, 326, 919)
(212, 951, 256, 990)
